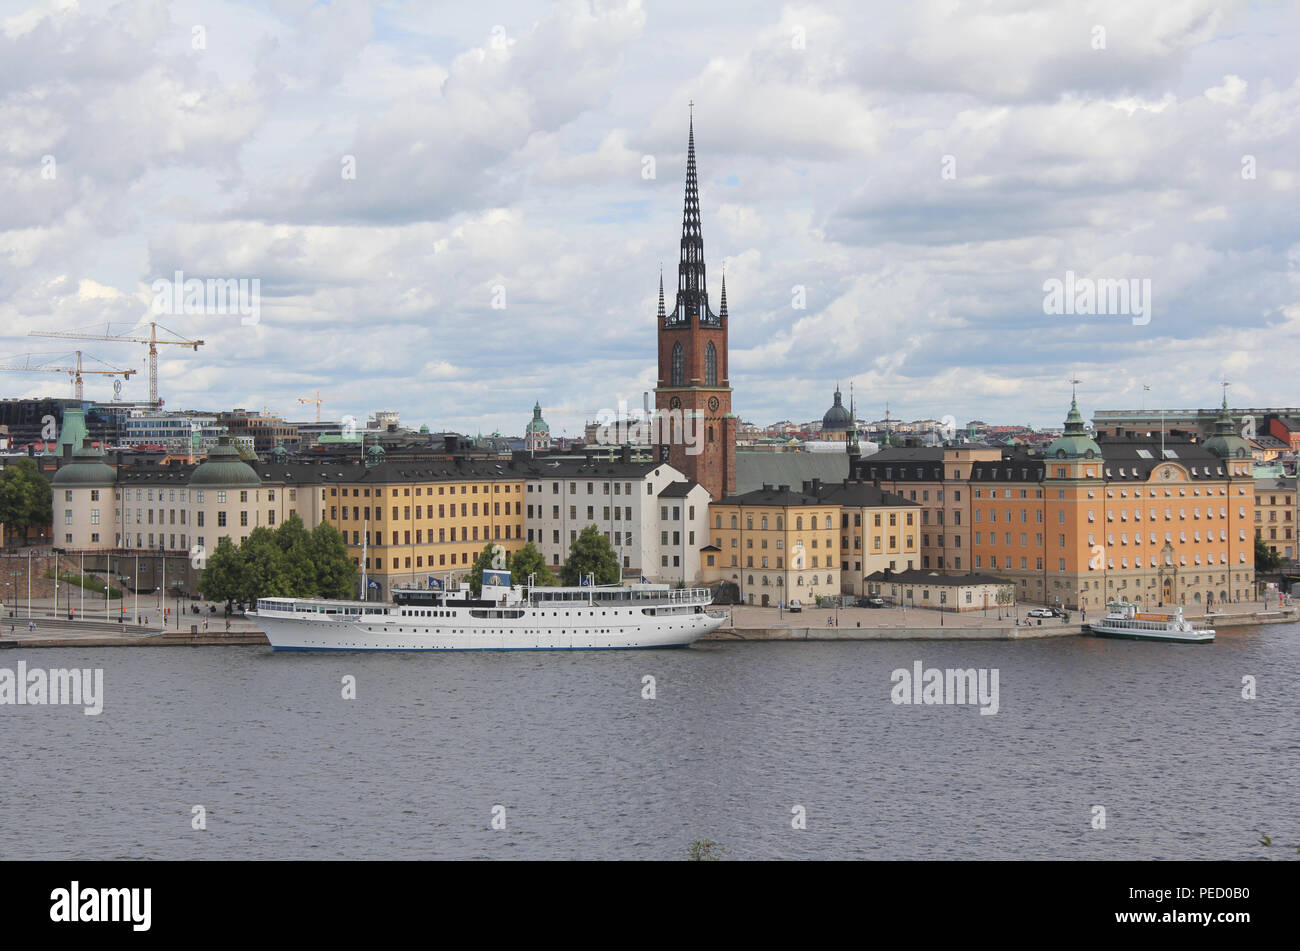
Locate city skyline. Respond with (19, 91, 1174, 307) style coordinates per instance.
(2, 0, 1298, 437)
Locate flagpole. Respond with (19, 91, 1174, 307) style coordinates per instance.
(361, 518, 369, 601)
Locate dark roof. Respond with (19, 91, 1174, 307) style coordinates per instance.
(713, 485, 826, 507)
(520, 459, 663, 479)
(864, 570, 1012, 587)
(816, 481, 917, 507)
(734, 451, 848, 494)
(657, 480, 700, 498)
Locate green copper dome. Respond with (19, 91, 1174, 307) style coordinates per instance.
(1046, 398, 1101, 459)
(1202, 395, 1251, 460)
(51, 445, 116, 487)
(526, 401, 549, 434)
(190, 438, 260, 487)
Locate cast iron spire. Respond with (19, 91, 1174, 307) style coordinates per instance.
(656, 266, 665, 320)
(719, 268, 728, 319)
(671, 102, 718, 326)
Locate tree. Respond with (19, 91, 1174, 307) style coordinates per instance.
(308, 521, 357, 599)
(562, 525, 620, 586)
(468, 543, 502, 597)
(200, 536, 243, 605)
(1255, 535, 1282, 573)
(0, 458, 52, 545)
(273, 513, 315, 593)
(237, 526, 292, 603)
(507, 541, 554, 585)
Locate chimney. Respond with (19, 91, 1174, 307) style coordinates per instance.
(762, 483, 773, 492)
(811, 478, 822, 495)
(621, 445, 631, 464)
(802, 479, 812, 494)
(778, 484, 789, 493)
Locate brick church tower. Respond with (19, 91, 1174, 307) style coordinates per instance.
(654, 106, 737, 501)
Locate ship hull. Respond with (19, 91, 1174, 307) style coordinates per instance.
(1087, 625, 1215, 644)
(256, 611, 726, 652)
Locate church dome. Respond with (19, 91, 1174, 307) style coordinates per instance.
(526, 401, 549, 434)
(822, 387, 852, 431)
(1202, 396, 1251, 460)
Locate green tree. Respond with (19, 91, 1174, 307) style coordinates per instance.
(273, 513, 315, 593)
(562, 525, 620, 586)
(308, 521, 357, 599)
(235, 526, 292, 603)
(1255, 535, 1282, 572)
(468, 543, 501, 597)
(507, 541, 554, 585)
(199, 536, 243, 605)
(0, 458, 52, 545)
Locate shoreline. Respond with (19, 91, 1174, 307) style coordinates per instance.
(0, 605, 1292, 648)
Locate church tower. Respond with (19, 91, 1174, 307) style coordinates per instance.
(654, 106, 736, 500)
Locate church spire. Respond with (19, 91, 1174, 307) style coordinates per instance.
(656, 266, 665, 320)
(719, 268, 728, 320)
(671, 102, 717, 327)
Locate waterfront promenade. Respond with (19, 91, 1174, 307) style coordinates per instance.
(1, 592, 1293, 647)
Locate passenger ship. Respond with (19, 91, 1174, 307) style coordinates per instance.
(252, 572, 728, 651)
(1086, 601, 1215, 644)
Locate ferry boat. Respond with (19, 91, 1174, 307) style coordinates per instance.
(251, 572, 729, 651)
(1086, 601, 1215, 644)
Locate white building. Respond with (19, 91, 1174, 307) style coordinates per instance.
(521, 457, 709, 582)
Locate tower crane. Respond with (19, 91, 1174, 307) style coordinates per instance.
(29, 321, 204, 408)
(0, 350, 136, 399)
(297, 390, 335, 423)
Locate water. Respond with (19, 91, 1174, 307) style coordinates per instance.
(2, 624, 1296, 860)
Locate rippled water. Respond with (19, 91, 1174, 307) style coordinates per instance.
(2, 623, 1296, 860)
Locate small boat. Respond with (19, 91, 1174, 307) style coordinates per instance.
(1086, 601, 1214, 643)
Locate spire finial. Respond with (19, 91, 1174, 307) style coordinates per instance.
(1221, 379, 1230, 410)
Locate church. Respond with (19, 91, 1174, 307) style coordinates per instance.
(653, 107, 737, 502)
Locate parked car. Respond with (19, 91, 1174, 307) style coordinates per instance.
(1027, 608, 1054, 618)
(787, 599, 803, 613)
(858, 597, 886, 608)
(1048, 606, 1067, 617)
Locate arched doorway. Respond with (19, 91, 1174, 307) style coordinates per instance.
(761, 594, 769, 607)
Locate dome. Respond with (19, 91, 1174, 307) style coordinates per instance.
(51, 445, 116, 487)
(1202, 396, 1251, 460)
(821, 387, 852, 431)
(190, 438, 260, 487)
(1046, 398, 1101, 459)
(269, 445, 289, 464)
(526, 401, 549, 434)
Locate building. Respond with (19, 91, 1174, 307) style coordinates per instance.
(521, 457, 705, 581)
(524, 402, 551, 452)
(816, 480, 920, 595)
(1093, 405, 1300, 442)
(1254, 476, 1296, 563)
(819, 385, 853, 441)
(217, 409, 300, 454)
(653, 109, 737, 502)
(704, 484, 840, 606)
(862, 570, 1015, 613)
(854, 395, 1257, 611)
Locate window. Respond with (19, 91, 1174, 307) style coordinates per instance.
(705, 341, 717, 385)
(671, 342, 684, 386)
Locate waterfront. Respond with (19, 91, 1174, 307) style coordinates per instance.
(1, 623, 1296, 860)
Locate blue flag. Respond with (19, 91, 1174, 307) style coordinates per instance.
(640, 575, 649, 584)
(367, 580, 380, 590)
(580, 575, 590, 586)
(428, 576, 443, 590)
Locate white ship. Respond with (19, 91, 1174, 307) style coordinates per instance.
(1086, 601, 1215, 644)
(251, 571, 729, 651)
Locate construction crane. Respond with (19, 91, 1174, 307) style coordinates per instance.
(30, 321, 204, 408)
(297, 390, 335, 423)
(0, 350, 136, 399)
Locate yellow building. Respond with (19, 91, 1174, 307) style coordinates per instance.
(320, 462, 526, 597)
(1254, 476, 1297, 563)
(818, 481, 920, 594)
(706, 484, 840, 606)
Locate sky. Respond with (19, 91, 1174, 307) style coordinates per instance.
(1, 0, 1298, 437)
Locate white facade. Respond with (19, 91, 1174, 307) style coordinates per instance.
(524, 461, 703, 579)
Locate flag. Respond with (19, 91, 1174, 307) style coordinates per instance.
(640, 575, 649, 584)
(580, 575, 590, 586)
(367, 580, 380, 590)
(428, 576, 443, 590)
